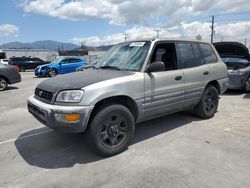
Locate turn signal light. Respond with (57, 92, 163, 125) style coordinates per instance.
(65, 114, 80, 122)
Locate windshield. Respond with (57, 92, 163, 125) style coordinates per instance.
(95, 41, 151, 71)
(50, 57, 63, 64)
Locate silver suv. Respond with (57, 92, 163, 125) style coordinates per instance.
(27, 39, 228, 156)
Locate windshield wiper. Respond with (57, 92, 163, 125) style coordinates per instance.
(99, 65, 121, 71)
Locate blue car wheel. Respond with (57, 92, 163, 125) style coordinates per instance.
(47, 68, 57, 77)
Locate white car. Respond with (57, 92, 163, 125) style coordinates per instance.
(0, 59, 9, 65)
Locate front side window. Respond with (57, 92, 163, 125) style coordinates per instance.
(95, 41, 150, 71)
(61, 59, 71, 64)
(150, 43, 177, 71)
(199, 43, 218, 64)
(69, 58, 81, 63)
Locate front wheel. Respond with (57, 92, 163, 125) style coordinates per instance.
(244, 77, 250, 93)
(194, 85, 219, 119)
(47, 69, 57, 77)
(88, 104, 135, 156)
(0, 77, 8, 91)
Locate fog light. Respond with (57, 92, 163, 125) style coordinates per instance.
(54, 113, 80, 123)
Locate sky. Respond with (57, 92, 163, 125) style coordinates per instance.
(0, 0, 250, 47)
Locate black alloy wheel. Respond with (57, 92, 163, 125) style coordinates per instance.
(47, 69, 57, 77)
(88, 104, 134, 156)
(195, 85, 219, 119)
(0, 77, 8, 91)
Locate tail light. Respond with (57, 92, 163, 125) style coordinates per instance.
(14, 66, 19, 73)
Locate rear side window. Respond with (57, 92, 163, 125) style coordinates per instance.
(192, 44, 204, 65)
(199, 43, 218, 64)
(177, 43, 197, 68)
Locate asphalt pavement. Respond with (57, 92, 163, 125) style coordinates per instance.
(0, 72, 250, 188)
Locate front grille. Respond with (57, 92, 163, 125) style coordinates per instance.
(35, 88, 53, 101)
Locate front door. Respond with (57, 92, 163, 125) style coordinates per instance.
(143, 42, 185, 118)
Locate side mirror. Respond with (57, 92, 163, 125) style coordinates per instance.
(147, 61, 165, 72)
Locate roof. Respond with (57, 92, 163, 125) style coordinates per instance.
(121, 38, 210, 44)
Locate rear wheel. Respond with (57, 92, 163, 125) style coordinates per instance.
(47, 69, 57, 77)
(88, 104, 135, 156)
(0, 77, 8, 91)
(19, 66, 25, 72)
(194, 85, 219, 119)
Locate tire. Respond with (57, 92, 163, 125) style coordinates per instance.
(194, 85, 219, 119)
(47, 69, 57, 77)
(88, 104, 135, 156)
(19, 66, 25, 72)
(244, 77, 250, 93)
(0, 77, 8, 91)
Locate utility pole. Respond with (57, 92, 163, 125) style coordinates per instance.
(124, 33, 128, 42)
(154, 29, 161, 38)
(244, 38, 247, 46)
(210, 16, 215, 43)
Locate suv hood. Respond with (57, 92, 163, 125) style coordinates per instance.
(36, 68, 135, 93)
(213, 42, 250, 59)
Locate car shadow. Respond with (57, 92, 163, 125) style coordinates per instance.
(2, 86, 19, 91)
(223, 89, 244, 95)
(15, 111, 200, 169)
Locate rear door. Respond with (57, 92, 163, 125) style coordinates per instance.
(143, 42, 185, 118)
(69, 58, 82, 71)
(177, 42, 212, 107)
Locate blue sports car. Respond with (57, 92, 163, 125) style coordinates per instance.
(35, 56, 85, 77)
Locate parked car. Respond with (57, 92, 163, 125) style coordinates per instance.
(214, 42, 250, 92)
(76, 60, 97, 71)
(0, 62, 21, 91)
(8, 57, 50, 72)
(0, 59, 10, 65)
(35, 56, 85, 77)
(27, 39, 228, 156)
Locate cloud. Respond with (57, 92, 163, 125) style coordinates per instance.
(70, 21, 250, 46)
(0, 24, 19, 37)
(22, 0, 250, 25)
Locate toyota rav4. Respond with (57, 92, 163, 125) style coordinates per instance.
(27, 39, 228, 156)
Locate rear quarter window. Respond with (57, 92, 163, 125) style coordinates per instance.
(199, 43, 218, 64)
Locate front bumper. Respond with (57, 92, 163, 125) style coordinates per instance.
(228, 73, 248, 90)
(35, 68, 46, 77)
(27, 95, 94, 133)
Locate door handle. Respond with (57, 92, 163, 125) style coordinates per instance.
(203, 71, 209, 75)
(175, 76, 182, 81)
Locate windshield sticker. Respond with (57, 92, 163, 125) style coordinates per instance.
(129, 42, 145, 47)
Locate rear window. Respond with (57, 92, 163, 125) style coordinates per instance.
(199, 43, 218, 64)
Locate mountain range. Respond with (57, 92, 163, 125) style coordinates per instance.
(0, 40, 79, 51)
(0, 40, 113, 51)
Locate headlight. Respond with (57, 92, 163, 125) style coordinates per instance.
(56, 90, 84, 103)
